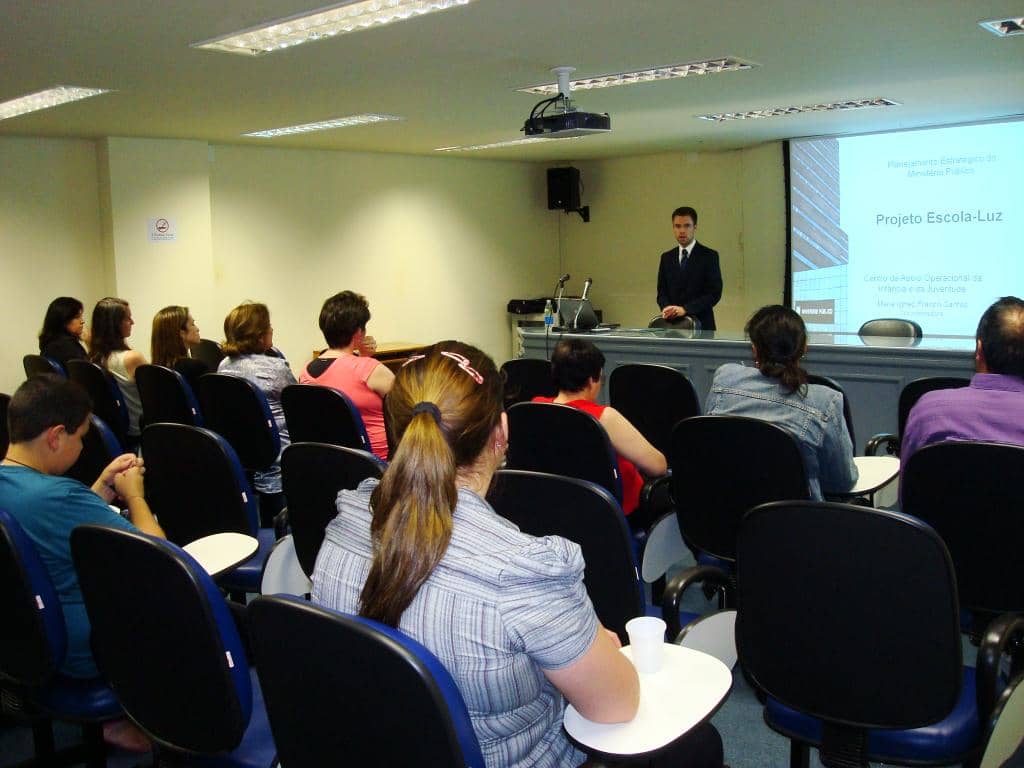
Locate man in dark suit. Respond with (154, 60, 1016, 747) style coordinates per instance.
(657, 206, 723, 330)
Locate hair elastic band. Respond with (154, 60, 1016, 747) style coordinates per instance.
(411, 401, 443, 426)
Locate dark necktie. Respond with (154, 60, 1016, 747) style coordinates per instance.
(680, 249, 689, 270)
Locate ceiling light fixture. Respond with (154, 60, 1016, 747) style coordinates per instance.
(244, 113, 404, 137)
(696, 98, 901, 122)
(435, 136, 584, 152)
(516, 58, 754, 96)
(0, 86, 111, 122)
(978, 16, 1024, 36)
(193, 0, 476, 56)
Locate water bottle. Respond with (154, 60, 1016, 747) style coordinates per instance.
(544, 299, 554, 332)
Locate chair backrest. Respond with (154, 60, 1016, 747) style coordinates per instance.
(23, 354, 66, 379)
(66, 360, 130, 447)
(981, 672, 1024, 768)
(189, 338, 225, 371)
(805, 373, 855, 448)
(0, 508, 66, 686)
(249, 595, 485, 768)
(858, 318, 924, 339)
(897, 376, 970, 438)
(135, 364, 203, 427)
(737, 500, 962, 731)
(499, 358, 557, 408)
(489, 470, 643, 643)
(902, 441, 1024, 617)
(63, 414, 122, 487)
(280, 442, 386, 577)
(609, 363, 700, 455)
(281, 384, 370, 450)
(70, 524, 254, 754)
(648, 315, 700, 332)
(505, 401, 623, 502)
(0, 393, 10, 457)
(669, 415, 808, 563)
(141, 423, 259, 544)
(199, 372, 280, 472)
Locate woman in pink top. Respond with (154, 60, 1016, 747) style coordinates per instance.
(300, 291, 394, 459)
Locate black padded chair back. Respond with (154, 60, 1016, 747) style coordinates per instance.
(609, 363, 700, 455)
(489, 470, 643, 643)
(281, 442, 385, 577)
(903, 441, 1024, 617)
(506, 401, 623, 503)
(66, 360, 130, 448)
(23, 354, 65, 379)
(135, 364, 203, 427)
(190, 338, 225, 371)
(0, 393, 10, 457)
(897, 376, 970, 437)
(858, 318, 924, 338)
(499, 358, 557, 408)
(249, 595, 485, 768)
(737, 500, 961, 731)
(71, 524, 256, 754)
(281, 384, 370, 451)
(199, 373, 280, 473)
(63, 414, 122, 487)
(669, 415, 808, 562)
(806, 373, 855, 448)
(648, 316, 701, 332)
(141, 423, 259, 545)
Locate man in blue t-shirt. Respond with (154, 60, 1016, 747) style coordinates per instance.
(0, 374, 165, 681)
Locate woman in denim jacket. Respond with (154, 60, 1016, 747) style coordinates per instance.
(705, 305, 858, 499)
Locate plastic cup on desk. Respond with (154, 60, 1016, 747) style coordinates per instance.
(625, 616, 667, 673)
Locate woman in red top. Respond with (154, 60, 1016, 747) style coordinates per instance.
(533, 338, 667, 525)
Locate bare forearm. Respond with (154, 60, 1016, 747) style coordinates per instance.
(124, 497, 165, 538)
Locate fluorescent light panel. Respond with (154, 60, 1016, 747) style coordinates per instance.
(696, 98, 901, 123)
(245, 113, 404, 137)
(435, 136, 584, 152)
(516, 58, 754, 96)
(978, 16, 1024, 36)
(194, 0, 475, 56)
(0, 86, 111, 121)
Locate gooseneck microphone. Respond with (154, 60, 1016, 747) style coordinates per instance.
(557, 273, 571, 285)
(581, 277, 593, 301)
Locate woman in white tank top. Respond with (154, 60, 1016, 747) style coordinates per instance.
(88, 297, 147, 437)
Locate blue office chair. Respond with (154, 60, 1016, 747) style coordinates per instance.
(63, 414, 122, 488)
(280, 442, 385, 578)
(70, 524, 276, 767)
(608, 363, 700, 456)
(281, 383, 371, 451)
(23, 354, 66, 379)
(134, 363, 203, 427)
(140, 422, 274, 594)
(66, 360, 131, 450)
(865, 376, 971, 456)
(499, 358, 557, 408)
(249, 594, 485, 768)
(0, 509, 120, 767)
(737, 500, 1024, 768)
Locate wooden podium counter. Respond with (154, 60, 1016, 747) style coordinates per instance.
(519, 328, 975, 454)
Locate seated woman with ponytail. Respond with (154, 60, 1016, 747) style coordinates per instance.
(312, 341, 723, 768)
(705, 304, 858, 499)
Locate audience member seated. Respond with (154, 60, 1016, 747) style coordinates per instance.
(299, 291, 394, 459)
(533, 338, 667, 526)
(218, 302, 295, 515)
(312, 342, 723, 768)
(88, 296, 146, 438)
(38, 296, 88, 369)
(0, 375, 164, 752)
(150, 304, 209, 394)
(705, 305, 858, 500)
(901, 295, 1024, 467)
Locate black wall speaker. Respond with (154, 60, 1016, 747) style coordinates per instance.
(547, 167, 581, 211)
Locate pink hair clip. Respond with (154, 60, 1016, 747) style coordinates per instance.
(401, 354, 427, 367)
(440, 351, 485, 384)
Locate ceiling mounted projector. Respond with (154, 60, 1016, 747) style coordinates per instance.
(522, 66, 611, 138)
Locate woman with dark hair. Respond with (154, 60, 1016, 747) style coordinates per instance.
(705, 305, 858, 499)
(150, 305, 208, 394)
(218, 302, 296, 520)
(533, 338, 667, 526)
(38, 296, 88, 369)
(313, 341, 724, 768)
(88, 297, 147, 437)
(300, 291, 394, 459)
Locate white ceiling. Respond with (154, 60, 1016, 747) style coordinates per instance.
(2, 0, 1022, 161)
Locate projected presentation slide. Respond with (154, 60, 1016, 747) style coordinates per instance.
(789, 119, 1022, 336)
